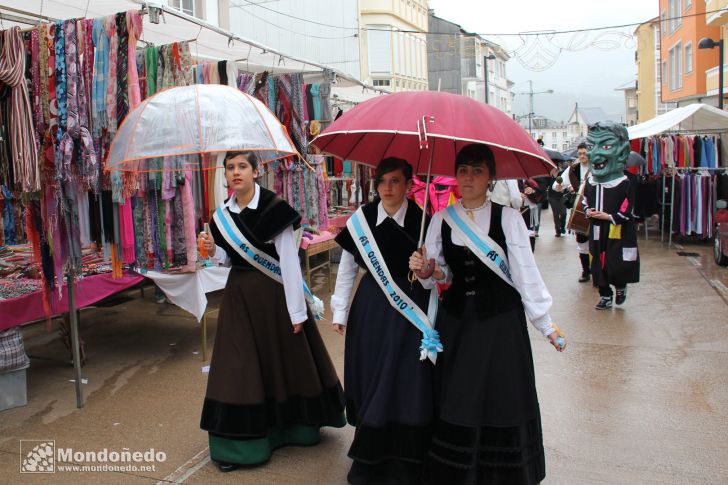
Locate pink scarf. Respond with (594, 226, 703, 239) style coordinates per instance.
(126, 10, 143, 109)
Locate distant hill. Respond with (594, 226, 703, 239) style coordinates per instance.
(513, 91, 625, 123)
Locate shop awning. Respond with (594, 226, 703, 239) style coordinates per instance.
(628, 103, 728, 139)
(0, 1, 376, 89)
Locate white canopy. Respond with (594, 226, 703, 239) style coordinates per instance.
(0, 1, 373, 88)
(628, 103, 728, 139)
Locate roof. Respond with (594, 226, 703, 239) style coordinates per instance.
(572, 107, 621, 125)
(627, 103, 728, 139)
(615, 80, 637, 91)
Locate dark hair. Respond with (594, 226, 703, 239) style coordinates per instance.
(224, 151, 259, 171)
(374, 157, 413, 189)
(588, 121, 629, 144)
(454, 144, 496, 178)
(577, 143, 588, 150)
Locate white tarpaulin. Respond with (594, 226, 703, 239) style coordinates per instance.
(628, 103, 728, 139)
(0, 1, 368, 86)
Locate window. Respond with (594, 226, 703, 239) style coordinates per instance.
(368, 26, 392, 74)
(169, 0, 193, 16)
(660, 12, 666, 34)
(662, 61, 667, 84)
(668, 0, 682, 33)
(669, 42, 683, 90)
(563, 143, 569, 151)
(551, 144, 557, 149)
(562, 132, 567, 137)
(685, 42, 693, 74)
(552, 132, 557, 139)
(372, 79, 391, 87)
(684, 0, 691, 10)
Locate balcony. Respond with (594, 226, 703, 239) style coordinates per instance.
(705, 64, 728, 95)
(706, 0, 728, 26)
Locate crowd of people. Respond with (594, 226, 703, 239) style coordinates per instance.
(195, 121, 639, 484)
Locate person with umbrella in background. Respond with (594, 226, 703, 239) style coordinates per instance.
(331, 157, 436, 484)
(547, 165, 568, 237)
(198, 151, 345, 471)
(409, 144, 564, 485)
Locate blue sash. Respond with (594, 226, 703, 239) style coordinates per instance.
(347, 208, 442, 363)
(213, 206, 323, 319)
(443, 204, 514, 288)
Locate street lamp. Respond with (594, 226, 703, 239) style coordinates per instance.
(699, 37, 724, 110)
(515, 81, 554, 138)
(483, 53, 496, 105)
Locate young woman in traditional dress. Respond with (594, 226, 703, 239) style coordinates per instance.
(409, 144, 564, 485)
(199, 151, 345, 472)
(331, 157, 438, 484)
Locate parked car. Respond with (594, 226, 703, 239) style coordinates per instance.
(715, 200, 728, 266)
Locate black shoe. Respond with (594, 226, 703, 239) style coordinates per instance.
(595, 296, 613, 310)
(616, 288, 627, 305)
(578, 271, 591, 283)
(555, 233, 561, 237)
(218, 462, 240, 473)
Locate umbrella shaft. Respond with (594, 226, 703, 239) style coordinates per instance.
(418, 144, 435, 247)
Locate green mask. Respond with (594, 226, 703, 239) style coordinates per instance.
(586, 122, 630, 183)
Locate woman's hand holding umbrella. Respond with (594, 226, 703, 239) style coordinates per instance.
(409, 247, 442, 281)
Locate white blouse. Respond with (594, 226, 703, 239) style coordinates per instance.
(330, 200, 409, 325)
(419, 200, 555, 337)
(211, 184, 308, 325)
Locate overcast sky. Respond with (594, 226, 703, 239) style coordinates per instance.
(428, 0, 658, 120)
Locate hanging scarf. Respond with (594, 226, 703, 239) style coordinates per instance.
(115, 12, 129, 126)
(0, 27, 40, 191)
(144, 46, 158, 96)
(91, 19, 109, 136)
(126, 10, 143, 109)
(104, 15, 118, 136)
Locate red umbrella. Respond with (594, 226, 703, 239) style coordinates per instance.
(311, 91, 554, 179)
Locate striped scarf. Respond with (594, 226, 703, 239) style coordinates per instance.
(0, 27, 40, 192)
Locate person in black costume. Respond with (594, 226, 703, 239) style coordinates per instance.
(410, 144, 565, 485)
(331, 157, 435, 484)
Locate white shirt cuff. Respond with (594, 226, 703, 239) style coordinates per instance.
(531, 313, 555, 337)
(289, 310, 309, 325)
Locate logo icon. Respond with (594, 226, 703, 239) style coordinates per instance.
(20, 440, 55, 473)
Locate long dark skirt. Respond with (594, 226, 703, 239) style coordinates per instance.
(345, 273, 435, 484)
(424, 300, 545, 485)
(200, 268, 346, 466)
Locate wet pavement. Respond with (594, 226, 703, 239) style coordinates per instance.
(1, 210, 728, 484)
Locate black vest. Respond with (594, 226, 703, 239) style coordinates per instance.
(209, 187, 301, 270)
(335, 199, 428, 278)
(441, 203, 522, 318)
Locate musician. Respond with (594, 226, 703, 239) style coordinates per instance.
(552, 143, 591, 282)
(582, 122, 640, 310)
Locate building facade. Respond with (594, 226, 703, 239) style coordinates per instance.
(659, 0, 722, 106)
(168, 0, 230, 30)
(222, 0, 361, 81)
(359, 0, 429, 91)
(705, 0, 728, 102)
(615, 81, 638, 126)
(519, 116, 571, 151)
(427, 11, 513, 113)
(635, 17, 676, 122)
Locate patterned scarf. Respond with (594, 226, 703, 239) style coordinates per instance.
(104, 15, 118, 136)
(115, 12, 129, 127)
(91, 19, 109, 136)
(126, 10, 143, 109)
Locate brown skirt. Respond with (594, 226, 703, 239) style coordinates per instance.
(200, 268, 345, 438)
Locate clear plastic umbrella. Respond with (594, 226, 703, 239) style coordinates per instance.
(105, 84, 298, 172)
